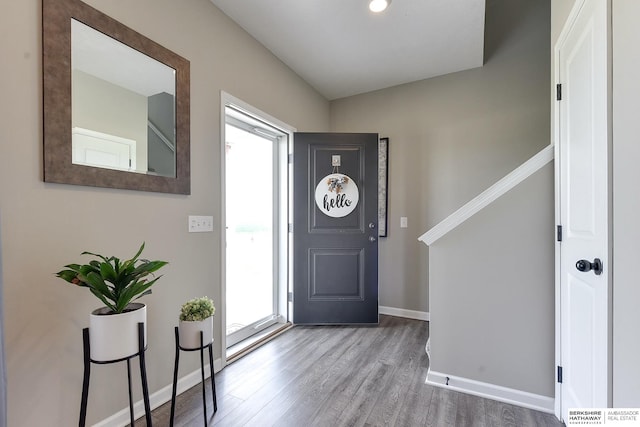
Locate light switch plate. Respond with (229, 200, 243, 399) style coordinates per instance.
(400, 217, 408, 228)
(188, 215, 213, 232)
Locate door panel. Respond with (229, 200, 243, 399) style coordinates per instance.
(565, 275, 595, 406)
(309, 248, 364, 300)
(293, 133, 378, 324)
(557, 0, 610, 419)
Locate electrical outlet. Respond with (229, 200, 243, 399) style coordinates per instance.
(188, 215, 213, 232)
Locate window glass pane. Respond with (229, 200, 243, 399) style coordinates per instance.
(225, 123, 274, 335)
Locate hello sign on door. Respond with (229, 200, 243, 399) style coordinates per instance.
(315, 173, 359, 218)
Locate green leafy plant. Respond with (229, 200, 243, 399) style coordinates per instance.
(179, 296, 215, 321)
(56, 242, 168, 314)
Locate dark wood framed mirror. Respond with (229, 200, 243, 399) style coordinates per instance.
(43, 0, 190, 194)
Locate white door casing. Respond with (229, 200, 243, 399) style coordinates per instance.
(555, 0, 611, 421)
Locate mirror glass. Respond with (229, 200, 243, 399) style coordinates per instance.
(71, 19, 176, 177)
(43, 0, 190, 194)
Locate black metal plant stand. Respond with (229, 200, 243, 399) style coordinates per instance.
(170, 326, 217, 427)
(79, 322, 152, 427)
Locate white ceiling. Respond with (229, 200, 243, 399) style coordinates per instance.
(210, 0, 486, 100)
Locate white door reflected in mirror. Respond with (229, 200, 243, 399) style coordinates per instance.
(72, 127, 136, 172)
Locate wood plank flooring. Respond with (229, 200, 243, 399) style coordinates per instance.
(135, 315, 563, 427)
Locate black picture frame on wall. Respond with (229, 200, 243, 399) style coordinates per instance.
(378, 137, 389, 237)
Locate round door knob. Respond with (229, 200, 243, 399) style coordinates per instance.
(576, 258, 603, 275)
(369, 236, 376, 242)
(576, 260, 591, 272)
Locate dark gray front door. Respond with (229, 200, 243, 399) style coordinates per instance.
(293, 132, 378, 324)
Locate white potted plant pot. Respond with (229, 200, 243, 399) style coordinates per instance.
(56, 243, 167, 361)
(90, 303, 147, 361)
(179, 316, 213, 350)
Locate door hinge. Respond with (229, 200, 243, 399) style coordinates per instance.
(557, 225, 563, 242)
(288, 292, 293, 302)
(288, 223, 293, 233)
(288, 153, 293, 164)
(557, 366, 563, 383)
(556, 83, 562, 101)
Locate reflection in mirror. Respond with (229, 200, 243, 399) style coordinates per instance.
(71, 19, 176, 177)
(42, 0, 190, 194)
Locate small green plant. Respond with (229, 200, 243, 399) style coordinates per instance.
(180, 296, 215, 321)
(56, 242, 168, 314)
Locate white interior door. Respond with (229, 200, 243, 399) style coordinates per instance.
(72, 127, 136, 171)
(556, 0, 610, 421)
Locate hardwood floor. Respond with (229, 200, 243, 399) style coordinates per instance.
(136, 315, 563, 427)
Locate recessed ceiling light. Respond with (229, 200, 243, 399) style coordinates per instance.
(369, 0, 391, 13)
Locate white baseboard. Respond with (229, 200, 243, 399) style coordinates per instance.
(425, 370, 554, 414)
(94, 358, 223, 427)
(379, 305, 430, 321)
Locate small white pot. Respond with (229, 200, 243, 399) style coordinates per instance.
(178, 316, 214, 349)
(89, 303, 146, 362)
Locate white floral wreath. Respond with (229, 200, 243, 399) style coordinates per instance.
(327, 175, 349, 193)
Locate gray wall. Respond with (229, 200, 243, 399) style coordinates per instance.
(612, 0, 640, 408)
(430, 164, 555, 396)
(148, 92, 176, 177)
(0, 0, 329, 425)
(0, 213, 6, 427)
(330, 0, 551, 314)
